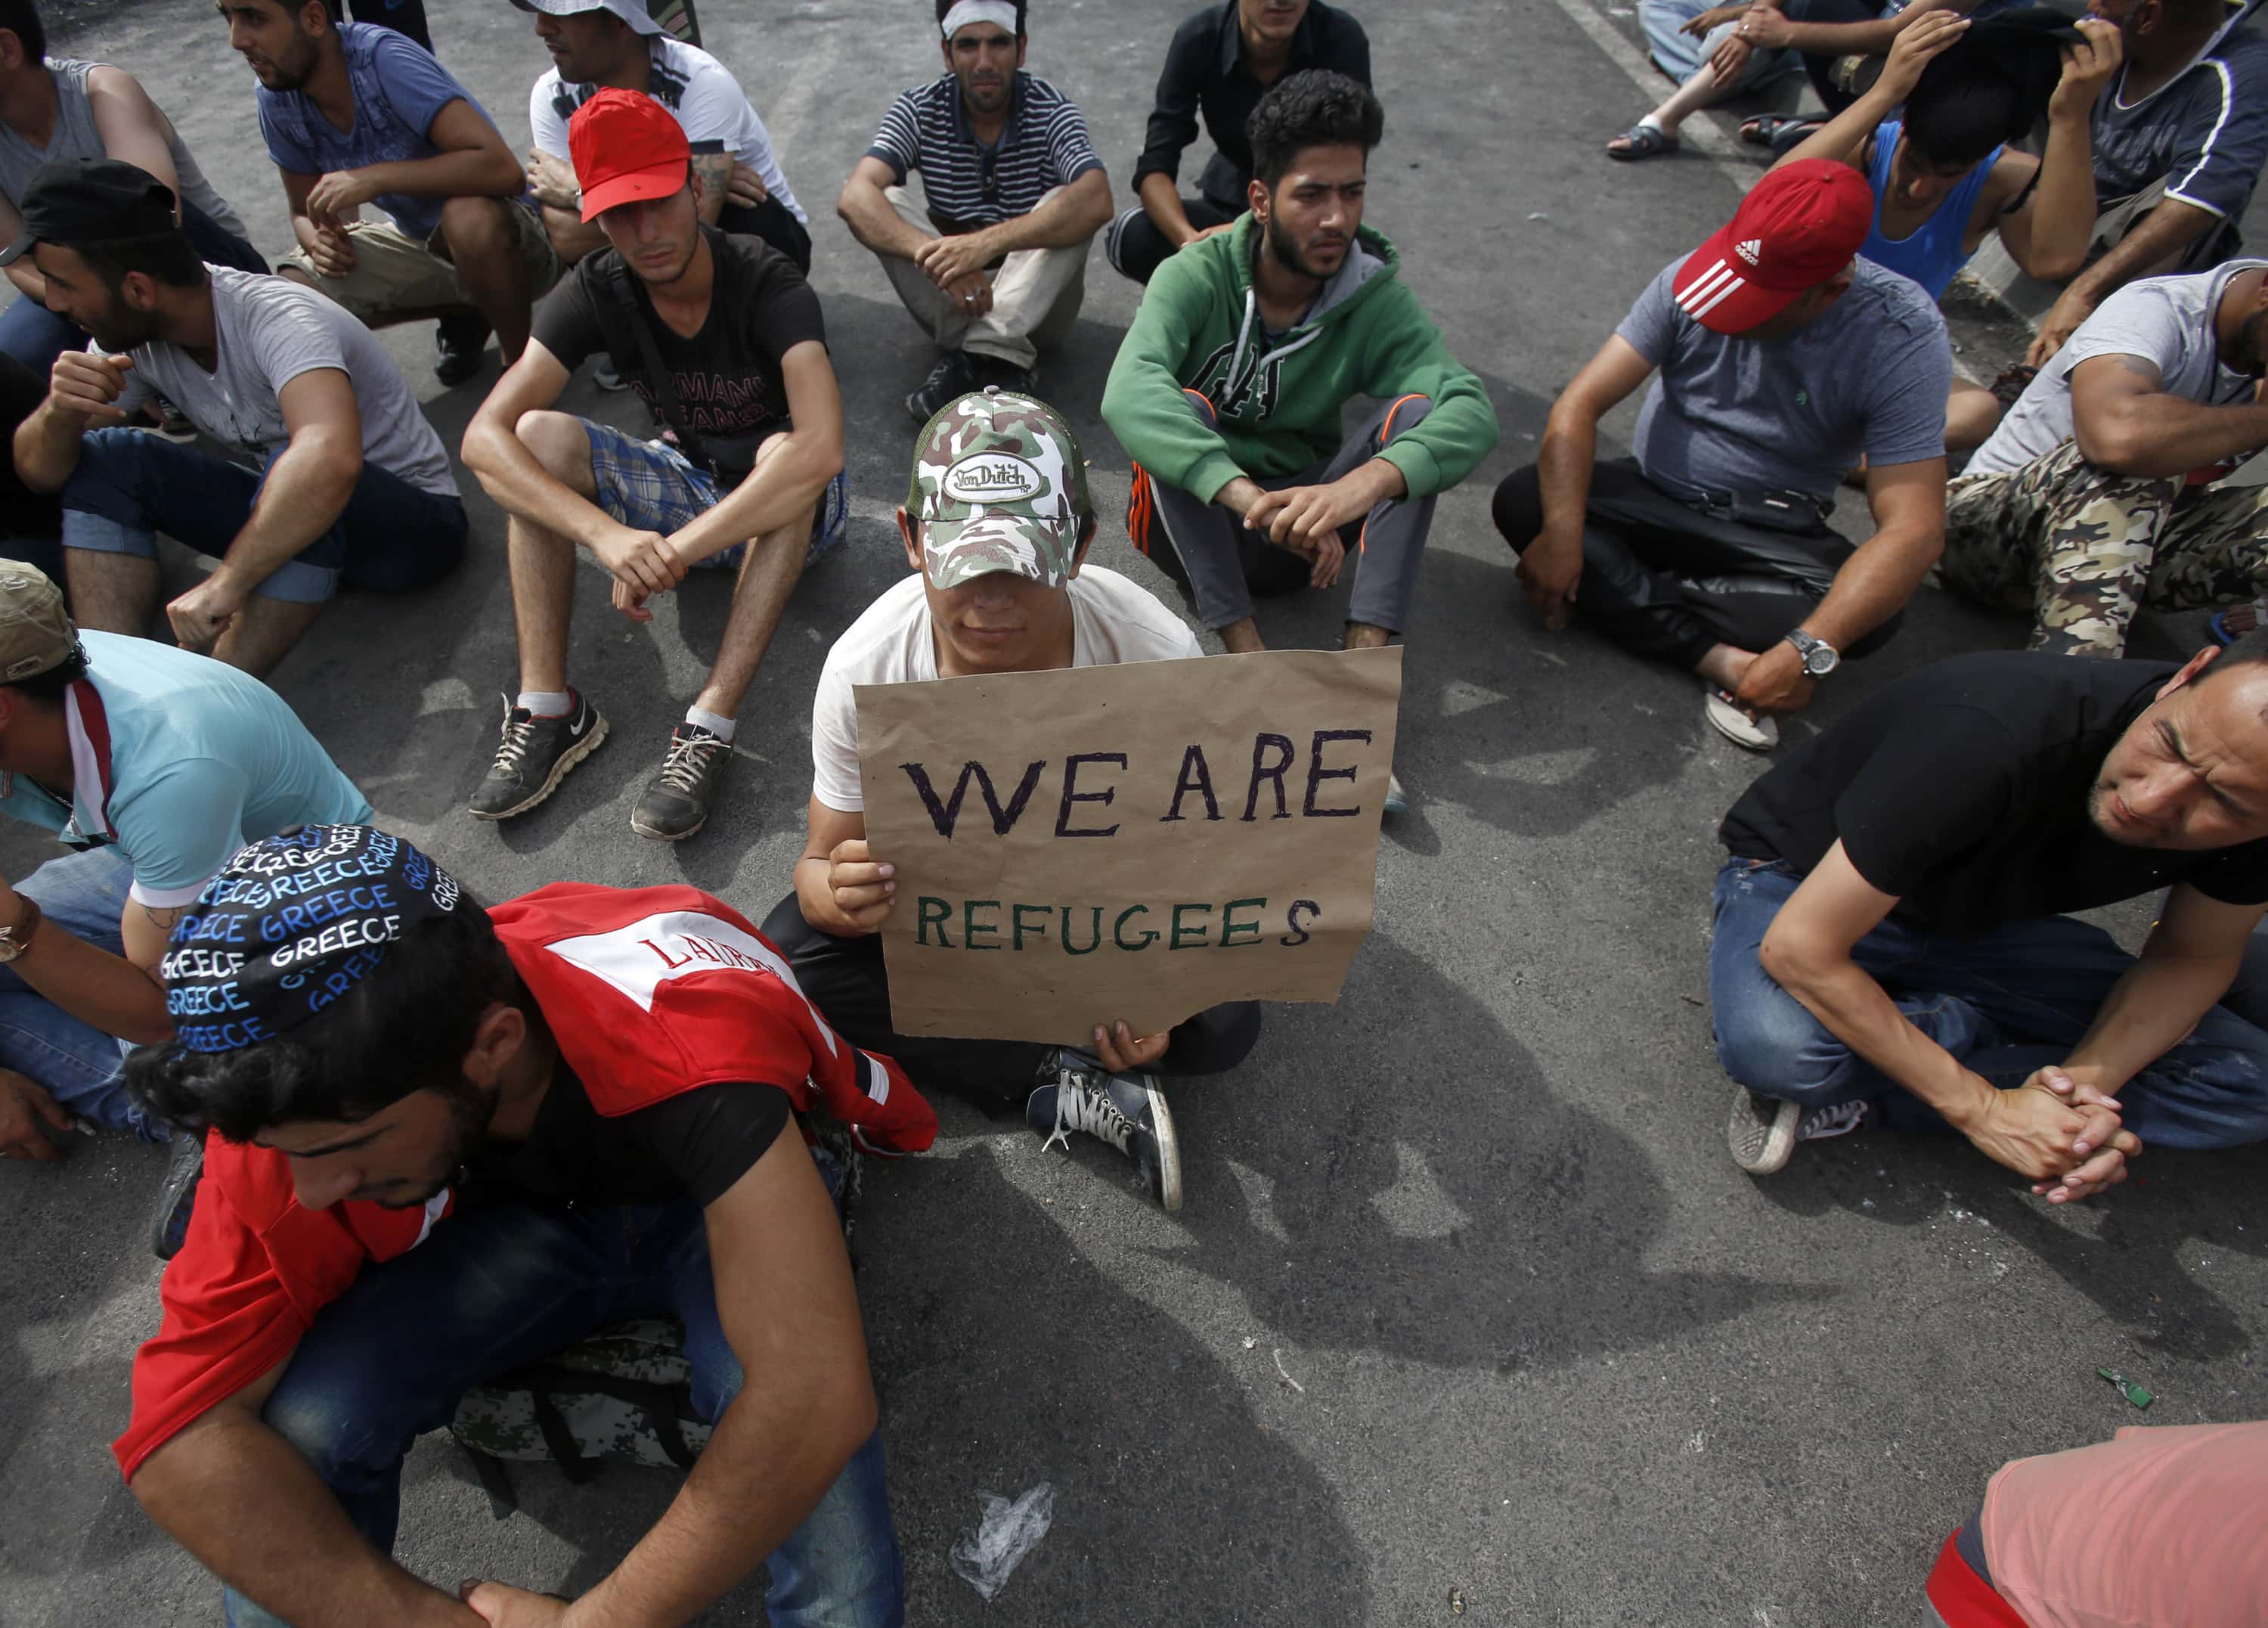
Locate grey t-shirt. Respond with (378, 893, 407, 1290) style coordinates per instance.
(1617, 255, 1951, 501)
(92, 268, 457, 498)
(1965, 259, 2266, 479)
(0, 59, 248, 241)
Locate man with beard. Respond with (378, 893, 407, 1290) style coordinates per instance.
(460, 91, 846, 842)
(1105, 0, 1371, 287)
(1709, 640, 2268, 1189)
(10, 159, 466, 677)
(222, 0, 559, 386)
(514, 0, 810, 274)
(116, 823, 932, 1628)
(1101, 70, 1495, 802)
(837, 0, 1113, 420)
(1938, 259, 2268, 659)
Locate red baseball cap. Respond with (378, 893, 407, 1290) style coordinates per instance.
(568, 88, 689, 222)
(1672, 160, 1875, 335)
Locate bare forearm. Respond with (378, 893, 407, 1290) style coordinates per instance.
(1803, 521, 1939, 649)
(217, 440, 358, 591)
(2082, 398, 2268, 478)
(572, 1383, 875, 1626)
(463, 418, 618, 548)
(1535, 408, 1600, 541)
(540, 203, 606, 265)
(984, 175, 1111, 253)
(837, 180, 930, 259)
(9, 926, 169, 1045)
(2019, 116, 2099, 279)
(7, 262, 44, 302)
(1137, 172, 1198, 246)
(1778, 15, 1907, 52)
(2067, 200, 2216, 307)
(14, 398, 90, 492)
(134, 1420, 482, 1628)
(1763, 947, 1991, 1126)
(668, 436, 841, 564)
(2062, 950, 2242, 1093)
(352, 150, 522, 201)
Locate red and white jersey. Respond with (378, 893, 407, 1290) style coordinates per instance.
(113, 884, 931, 1481)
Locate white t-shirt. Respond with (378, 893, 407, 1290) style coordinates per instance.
(530, 37, 806, 224)
(93, 268, 457, 497)
(1968, 259, 2268, 478)
(810, 566, 1204, 813)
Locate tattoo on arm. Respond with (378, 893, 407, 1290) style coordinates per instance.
(2112, 355, 2167, 389)
(692, 153, 734, 216)
(141, 905, 184, 931)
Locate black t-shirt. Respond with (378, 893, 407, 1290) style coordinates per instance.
(1719, 652, 2268, 937)
(531, 225, 827, 479)
(463, 1063, 792, 1210)
(0, 352, 62, 540)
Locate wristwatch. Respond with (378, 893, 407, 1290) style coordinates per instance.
(0, 894, 43, 964)
(1784, 627, 1841, 677)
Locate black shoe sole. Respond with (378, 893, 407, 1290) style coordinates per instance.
(467, 715, 610, 821)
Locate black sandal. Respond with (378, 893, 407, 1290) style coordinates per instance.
(1607, 123, 1680, 160)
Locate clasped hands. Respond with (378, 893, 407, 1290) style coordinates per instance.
(592, 522, 689, 624)
(913, 231, 997, 318)
(1216, 469, 1402, 591)
(1965, 1066, 2141, 1203)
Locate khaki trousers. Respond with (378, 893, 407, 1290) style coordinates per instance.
(876, 185, 1089, 371)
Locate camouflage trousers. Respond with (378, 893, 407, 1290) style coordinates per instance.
(1941, 439, 2268, 656)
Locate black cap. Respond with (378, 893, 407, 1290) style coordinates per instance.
(162, 826, 465, 1056)
(0, 157, 178, 268)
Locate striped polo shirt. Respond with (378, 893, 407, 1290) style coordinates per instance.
(866, 70, 1103, 231)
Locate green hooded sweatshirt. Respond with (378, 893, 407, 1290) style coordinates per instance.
(1101, 214, 1498, 505)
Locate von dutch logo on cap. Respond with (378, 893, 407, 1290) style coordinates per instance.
(942, 453, 1046, 504)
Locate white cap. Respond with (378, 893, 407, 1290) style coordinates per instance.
(510, 0, 664, 37)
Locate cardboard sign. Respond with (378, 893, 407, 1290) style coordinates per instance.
(854, 646, 1402, 1043)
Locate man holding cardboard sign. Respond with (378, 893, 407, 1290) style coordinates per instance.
(763, 387, 1263, 1212)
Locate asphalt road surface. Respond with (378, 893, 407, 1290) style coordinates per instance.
(2, 2, 2263, 1624)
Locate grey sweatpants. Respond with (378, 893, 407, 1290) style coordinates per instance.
(1130, 389, 1437, 633)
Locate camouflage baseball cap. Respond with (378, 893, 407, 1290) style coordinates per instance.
(907, 386, 1092, 590)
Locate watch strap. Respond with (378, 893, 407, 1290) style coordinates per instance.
(0, 894, 42, 960)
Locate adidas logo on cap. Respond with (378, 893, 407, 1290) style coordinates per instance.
(1734, 238, 1764, 265)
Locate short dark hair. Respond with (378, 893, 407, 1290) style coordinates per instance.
(936, 0, 1026, 36)
(70, 227, 206, 293)
(0, 0, 45, 63)
(126, 899, 533, 1143)
(1901, 47, 2048, 171)
(2, 642, 85, 708)
(1247, 70, 1384, 189)
(2212, 625, 2268, 677)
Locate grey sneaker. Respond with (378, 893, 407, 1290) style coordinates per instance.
(468, 690, 608, 820)
(1027, 1049, 1182, 1211)
(632, 724, 732, 841)
(1726, 1087, 1870, 1175)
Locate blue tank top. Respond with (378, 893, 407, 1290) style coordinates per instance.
(1857, 118, 2000, 302)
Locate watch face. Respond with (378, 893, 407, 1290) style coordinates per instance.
(1806, 647, 1838, 675)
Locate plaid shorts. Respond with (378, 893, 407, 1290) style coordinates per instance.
(581, 420, 847, 569)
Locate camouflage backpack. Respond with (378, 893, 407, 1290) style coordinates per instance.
(448, 1132, 863, 1517)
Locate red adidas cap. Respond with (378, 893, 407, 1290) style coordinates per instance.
(568, 87, 689, 222)
(1672, 159, 1875, 335)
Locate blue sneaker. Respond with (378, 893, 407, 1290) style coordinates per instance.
(1027, 1049, 1182, 1212)
(807, 469, 850, 565)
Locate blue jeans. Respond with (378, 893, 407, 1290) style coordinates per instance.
(63, 429, 467, 603)
(1708, 857, 2268, 1149)
(221, 1172, 904, 1628)
(0, 845, 156, 1138)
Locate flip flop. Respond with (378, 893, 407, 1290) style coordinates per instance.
(1607, 123, 1680, 160)
(2211, 600, 2268, 645)
(1739, 113, 1819, 152)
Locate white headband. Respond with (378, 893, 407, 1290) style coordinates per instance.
(941, 1, 1018, 39)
